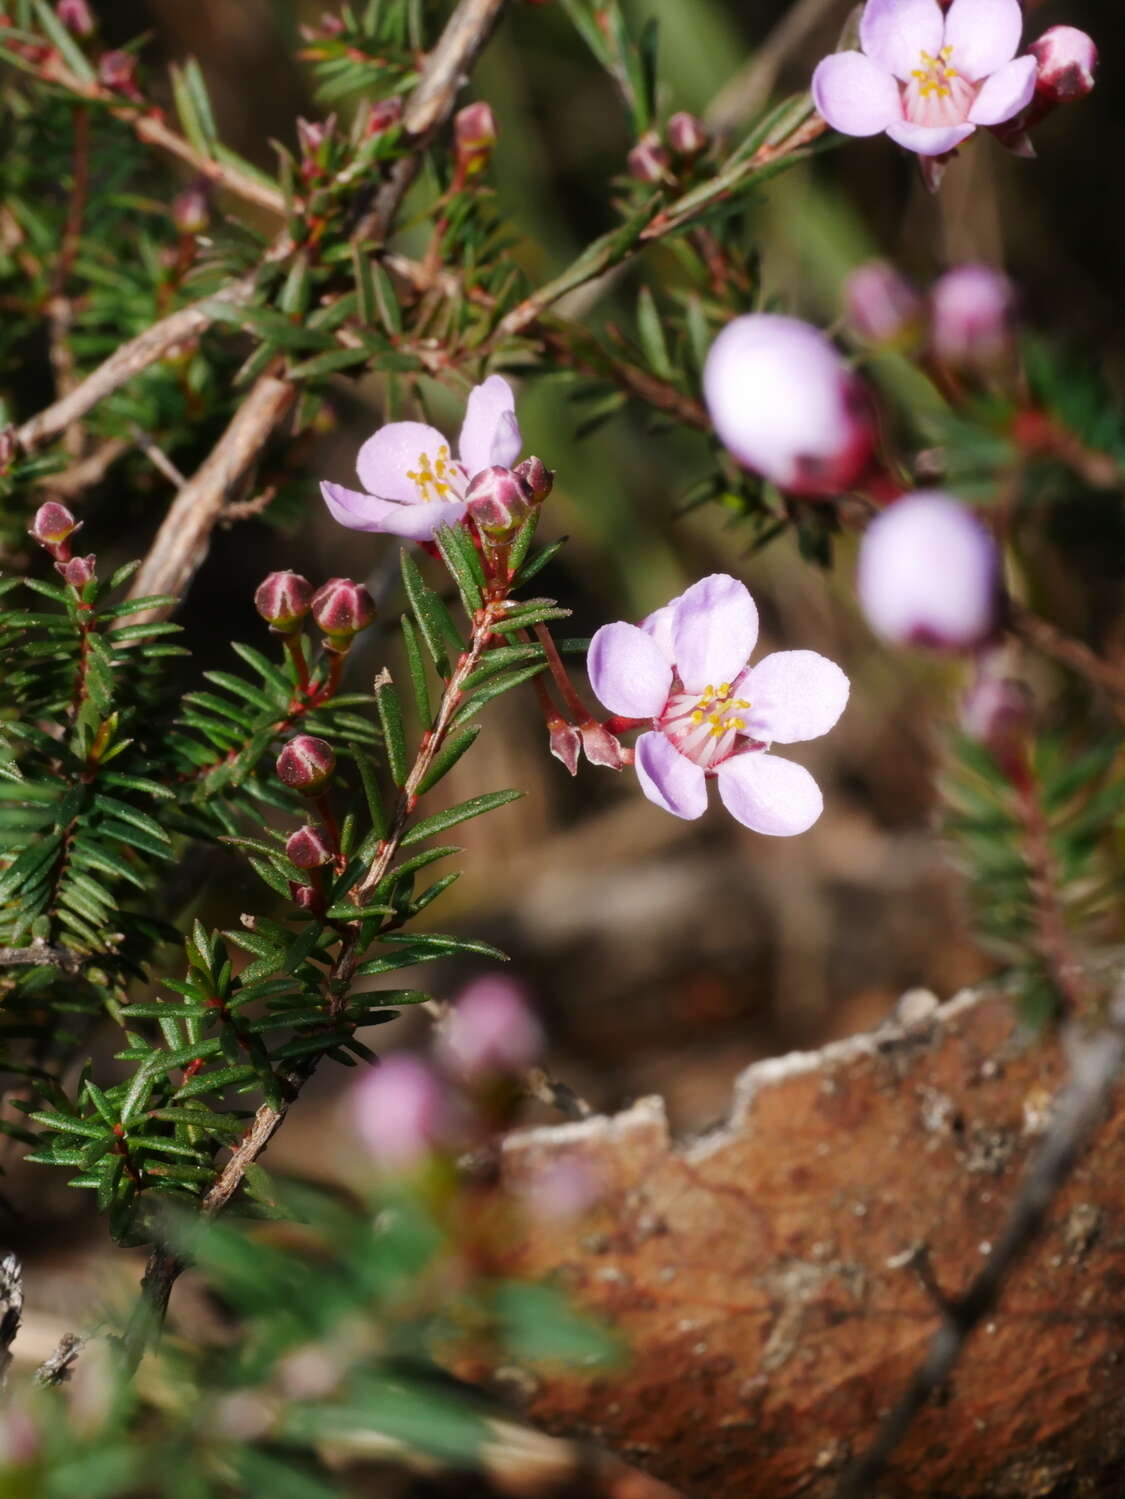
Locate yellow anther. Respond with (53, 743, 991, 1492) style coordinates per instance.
(732, 718, 745, 730)
(718, 682, 731, 696)
(691, 710, 704, 724)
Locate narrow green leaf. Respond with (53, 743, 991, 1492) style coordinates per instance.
(401, 788, 523, 846)
(375, 673, 408, 786)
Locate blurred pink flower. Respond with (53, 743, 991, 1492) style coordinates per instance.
(843, 261, 922, 345)
(812, 0, 1038, 157)
(930, 263, 1015, 367)
(857, 492, 1002, 650)
(437, 974, 543, 1077)
(703, 315, 874, 496)
(588, 574, 848, 835)
(320, 375, 521, 540)
(353, 1055, 447, 1169)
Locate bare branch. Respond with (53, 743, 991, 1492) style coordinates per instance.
(1010, 603, 1125, 710)
(0, 944, 86, 973)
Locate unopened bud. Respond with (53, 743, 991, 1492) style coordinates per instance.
(366, 95, 404, 137)
(437, 975, 543, 1078)
(297, 114, 336, 162)
(1030, 26, 1097, 105)
(276, 735, 336, 794)
(56, 0, 95, 36)
(172, 180, 210, 235)
(513, 455, 554, 504)
(293, 883, 318, 910)
(310, 577, 376, 642)
(857, 492, 1002, 652)
(627, 131, 669, 183)
(353, 1055, 448, 1169)
(843, 261, 922, 346)
(453, 101, 498, 177)
(961, 670, 1033, 763)
(286, 823, 334, 869)
(930, 264, 1016, 370)
(254, 570, 312, 632)
(98, 50, 140, 98)
(666, 111, 707, 159)
(466, 465, 531, 538)
(30, 501, 79, 549)
(59, 554, 96, 589)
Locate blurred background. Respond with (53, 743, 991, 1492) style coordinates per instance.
(3, 1, 1123, 1486)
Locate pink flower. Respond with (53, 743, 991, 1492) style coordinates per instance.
(353, 1055, 447, 1169)
(320, 375, 521, 541)
(587, 575, 849, 836)
(437, 974, 543, 1078)
(703, 315, 874, 496)
(930, 263, 1015, 368)
(857, 492, 1002, 650)
(812, 0, 1038, 157)
(843, 261, 922, 345)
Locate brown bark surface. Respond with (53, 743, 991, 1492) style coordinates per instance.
(495, 990, 1125, 1497)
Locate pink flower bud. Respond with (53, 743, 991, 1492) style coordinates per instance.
(366, 96, 404, 137)
(285, 823, 334, 869)
(58, 554, 96, 588)
(466, 465, 531, 538)
(513, 455, 554, 504)
(930, 265, 1016, 370)
(172, 180, 210, 235)
(293, 883, 318, 911)
(703, 314, 875, 496)
(56, 0, 94, 36)
(666, 111, 707, 159)
(98, 50, 140, 98)
(353, 1055, 447, 1169)
(297, 115, 336, 160)
(1030, 26, 1097, 105)
(857, 493, 1002, 651)
(437, 975, 543, 1078)
(254, 570, 312, 632)
(627, 131, 669, 183)
(843, 261, 922, 345)
(30, 501, 79, 548)
(276, 735, 336, 794)
(310, 577, 376, 642)
(454, 101, 498, 154)
(961, 669, 1033, 762)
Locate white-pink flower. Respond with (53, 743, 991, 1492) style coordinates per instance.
(812, 0, 1038, 157)
(320, 374, 521, 541)
(587, 575, 849, 836)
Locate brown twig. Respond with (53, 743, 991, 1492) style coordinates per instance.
(0, 943, 85, 972)
(834, 979, 1125, 1499)
(123, 372, 297, 621)
(1010, 603, 1125, 709)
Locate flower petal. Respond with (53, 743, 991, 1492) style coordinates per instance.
(320, 482, 463, 540)
(738, 650, 850, 744)
(716, 752, 824, 836)
(885, 119, 976, 155)
(943, 0, 1022, 80)
(967, 54, 1036, 124)
(639, 599, 679, 663)
(634, 732, 708, 820)
(587, 622, 673, 718)
(458, 375, 522, 476)
(669, 574, 759, 693)
(860, 0, 944, 80)
(356, 421, 451, 502)
(812, 51, 903, 137)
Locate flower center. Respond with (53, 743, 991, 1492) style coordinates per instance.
(659, 681, 751, 771)
(903, 45, 976, 127)
(405, 445, 468, 505)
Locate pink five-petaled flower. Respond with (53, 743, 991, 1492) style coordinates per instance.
(320, 374, 521, 541)
(812, 0, 1038, 158)
(587, 575, 849, 836)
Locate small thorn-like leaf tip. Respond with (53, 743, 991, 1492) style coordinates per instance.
(466, 466, 531, 538)
(276, 735, 336, 794)
(513, 455, 554, 504)
(254, 570, 313, 632)
(30, 502, 79, 548)
(285, 824, 334, 870)
(310, 577, 376, 641)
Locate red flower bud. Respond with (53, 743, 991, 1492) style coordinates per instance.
(58, 554, 96, 589)
(961, 670, 1033, 765)
(98, 50, 140, 99)
(466, 465, 531, 538)
(276, 735, 336, 794)
(513, 455, 554, 505)
(366, 96, 404, 137)
(172, 180, 210, 235)
(454, 101, 498, 154)
(286, 823, 334, 869)
(627, 132, 669, 183)
(56, 0, 94, 36)
(30, 502, 79, 549)
(1030, 26, 1097, 105)
(254, 571, 313, 632)
(310, 577, 376, 642)
(666, 111, 707, 159)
